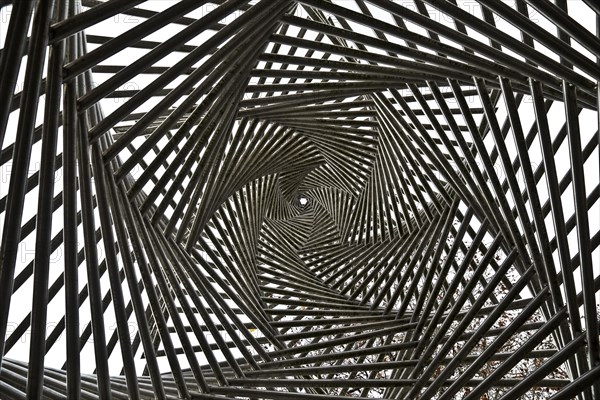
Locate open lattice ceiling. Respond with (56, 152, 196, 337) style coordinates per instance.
(0, 0, 599, 399)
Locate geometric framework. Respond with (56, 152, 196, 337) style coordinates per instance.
(0, 0, 599, 399)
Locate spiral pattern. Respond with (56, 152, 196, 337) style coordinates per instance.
(0, 1, 599, 399)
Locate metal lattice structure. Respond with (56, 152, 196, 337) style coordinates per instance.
(0, 0, 599, 399)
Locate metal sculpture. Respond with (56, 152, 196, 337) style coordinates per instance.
(0, 0, 599, 399)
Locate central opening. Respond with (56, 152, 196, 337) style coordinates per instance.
(299, 197, 308, 206)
